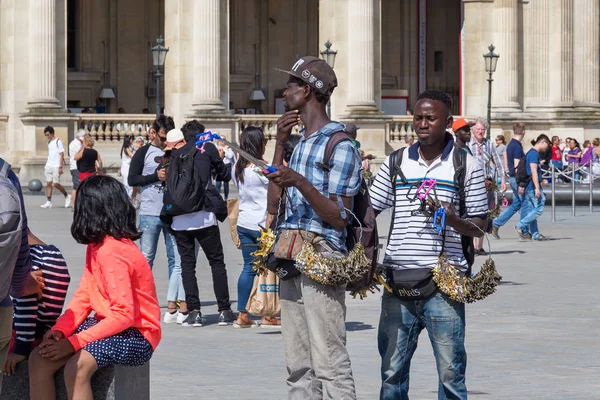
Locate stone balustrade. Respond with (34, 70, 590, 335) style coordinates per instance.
(73, 114, 156, 143)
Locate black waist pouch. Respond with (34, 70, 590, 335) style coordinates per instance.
(387, 268, 437, 300)
(265, 253, 301, 281)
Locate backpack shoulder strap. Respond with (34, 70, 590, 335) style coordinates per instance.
(388, 147, 407, 185)
(321, 131, 352, 169)
(0, 158, 10, 178)
(452, 148, 467, 217)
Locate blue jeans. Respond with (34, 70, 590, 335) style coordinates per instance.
(139, 215, 185, 302)
(493, 177, 526, 229)
(216, 180, 229, 199)
(237, 226, 261, 313)
(379, 291, 467, 400)
(517, 189, 545, 238)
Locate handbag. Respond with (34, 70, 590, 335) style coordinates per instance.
(246, 270, 281, 317)
(387, 268, 437, 300)
(273, 228, 317, 260)
(227, 198, 240, 249)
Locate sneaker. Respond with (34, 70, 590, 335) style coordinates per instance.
(64, 195, 72, 208)
(40, 201, 52, 209)
(218, 309, 235, 326)
(533, 234, 550, 241)
(163, 311, 179, 324)
(491, 225, 501, 240)
(176, 312, 188, 324)
(475, 248, 487, 256)
(514, 226, 528, 240)
(182, 310, 203, 327)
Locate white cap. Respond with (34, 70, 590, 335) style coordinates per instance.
(165, 129, 185, 150)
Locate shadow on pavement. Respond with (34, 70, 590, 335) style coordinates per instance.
(346, 321, 375, 331)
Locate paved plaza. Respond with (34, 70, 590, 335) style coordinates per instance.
(22, 192, 600, 400)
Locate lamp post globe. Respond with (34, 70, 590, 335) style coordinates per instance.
(320, 41, 337, 117)
(483, 44, 499, 140)
(151, 36, 169, 118)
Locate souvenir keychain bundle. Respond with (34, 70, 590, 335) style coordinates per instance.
(377, 178, 502, 303)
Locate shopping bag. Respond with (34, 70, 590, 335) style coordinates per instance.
(227, 198, 240, 249)
(246, 271, 280, 317)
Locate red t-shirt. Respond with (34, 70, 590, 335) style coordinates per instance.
(551, 146, 562, 161)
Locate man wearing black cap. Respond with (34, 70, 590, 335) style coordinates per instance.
(267, 56, 362, 399)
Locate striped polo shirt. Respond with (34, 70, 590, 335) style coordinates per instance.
(370, 136, 488, 272)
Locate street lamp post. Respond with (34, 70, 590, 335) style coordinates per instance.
(151, 36, 169, 119)
(320, 40, 337, 117)
(483, 44, 499, 140)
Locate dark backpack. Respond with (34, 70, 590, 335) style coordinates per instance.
(322, 132, 380, 293)
(163, 147, 205, 216)
(388, 147, 475, 269)
(516, 151, 532, 187)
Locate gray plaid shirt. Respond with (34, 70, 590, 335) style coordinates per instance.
(468, 138, 505, 179)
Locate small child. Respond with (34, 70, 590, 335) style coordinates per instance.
(3, 230, 70, 376)
(29, 175, 161, 400)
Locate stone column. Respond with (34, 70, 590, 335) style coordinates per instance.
(492, 0, 521, 111)
(190, 0, 225, 113)
(27, 0, 60, 109)
(573, 0, 600, 106)
(547, 0, 573, 106)
(345, 0, 380, 114)
(524, 0, 550, 107)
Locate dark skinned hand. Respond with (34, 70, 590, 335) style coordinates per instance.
(266, 165, 303, 188)
(24, 270, 44, 299)
(39, 330, 65, 350)
(4, 352, 26, 376)
(425, 198, 457, 219)
(276, 110, 300, 143)
(38, 338, 75, 361)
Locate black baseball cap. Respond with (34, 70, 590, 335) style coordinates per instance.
(276, 56, 338, 95)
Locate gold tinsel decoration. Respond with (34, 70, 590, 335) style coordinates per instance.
(294, 241, 371, 286)
(464, 258, 502, 303)
(250, 228, 277, 276)
(432, 253, 502, 303)
(432, 254, 470, 302)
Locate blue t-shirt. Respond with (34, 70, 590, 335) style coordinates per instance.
(506, 139, 525, 177)
(525, 149, 542, 191)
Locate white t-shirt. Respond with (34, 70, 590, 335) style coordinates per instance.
(235, 165, 269, 231)
(223, 148, 236, 165)
(46, 138, 65, 168)
(68, 139, 82, 170)
(171, 210, 217, 231)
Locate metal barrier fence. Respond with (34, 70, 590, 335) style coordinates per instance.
(547, 163, 597, 222)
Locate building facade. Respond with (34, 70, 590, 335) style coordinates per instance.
(0, 0, 599, 182)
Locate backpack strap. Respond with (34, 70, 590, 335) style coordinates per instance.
(0, 158, 10, 178)
(452, 148, 475, 270)
(319, 131, 352, 171)
(386, 147, 407, 247)
(452, 148, 467, 217)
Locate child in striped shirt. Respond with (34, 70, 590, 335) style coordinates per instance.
(3, 230, 70, 376)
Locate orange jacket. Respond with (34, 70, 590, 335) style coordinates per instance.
(52, 237, 161, 352)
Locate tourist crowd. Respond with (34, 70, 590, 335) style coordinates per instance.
(1, 53, 590, 400)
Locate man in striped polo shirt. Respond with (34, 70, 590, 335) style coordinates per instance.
(370, 90, 488, 400)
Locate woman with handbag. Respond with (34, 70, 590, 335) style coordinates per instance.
(233, 127, 280, 329)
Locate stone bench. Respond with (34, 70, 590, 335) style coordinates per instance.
(0, 360, 150, 400)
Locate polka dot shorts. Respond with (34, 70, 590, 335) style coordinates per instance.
(75, 317, 153, 369)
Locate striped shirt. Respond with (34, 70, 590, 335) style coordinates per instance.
(12, 244, 70, 356)
(468, 138, 505, 179)
(370, 136, 488, 272)
(280, 122, 362, 252)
